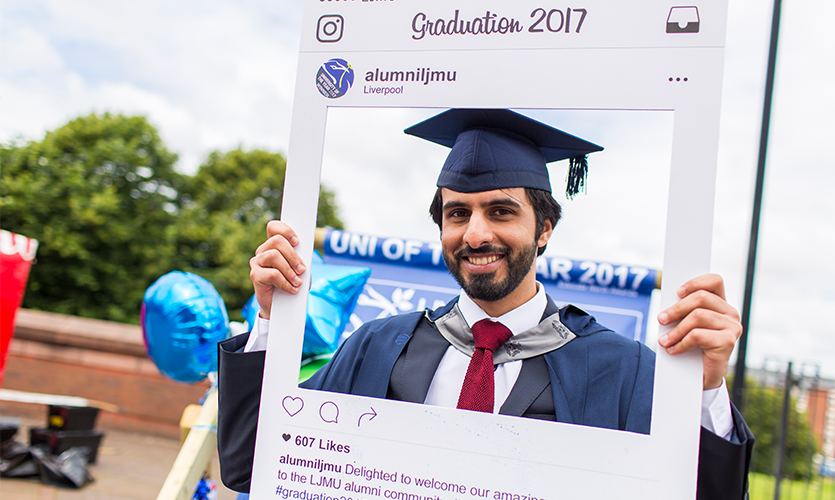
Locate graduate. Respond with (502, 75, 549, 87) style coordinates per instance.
(218, 109, 753, 498)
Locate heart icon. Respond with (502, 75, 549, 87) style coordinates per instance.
(282, 396, 304, 417)
(282, 433, 291, 442)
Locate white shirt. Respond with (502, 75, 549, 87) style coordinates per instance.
(422, 283, 547, 412)
(245, 285, 733, 438)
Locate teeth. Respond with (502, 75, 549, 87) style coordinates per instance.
(469, 255, 499, 265)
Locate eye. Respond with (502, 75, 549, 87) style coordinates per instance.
(447, 209, 469, 219)
(492, 207, 514, 217)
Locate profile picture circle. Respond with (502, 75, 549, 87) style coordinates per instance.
(316, 58, 354, 99)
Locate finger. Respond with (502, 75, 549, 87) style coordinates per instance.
(658, 307, 739, 350)
(662, 327, 717, 355)
(677, 273, 725, 300)
(266, 220, 300, 246)
(251, 267, 300, 297)
(255, 234, 306, 275)
(662, 323, 737, 355)
(659, 289, 738, 325)
(662, 324, 736, 391)
(250, 255, 302, 320)
(661, 324, 734, 389)
(251, 250, 304, 291)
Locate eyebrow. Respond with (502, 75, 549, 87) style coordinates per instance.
(442, 196, 524, 212)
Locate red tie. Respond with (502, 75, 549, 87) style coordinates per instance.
(457, 319, 513, 413)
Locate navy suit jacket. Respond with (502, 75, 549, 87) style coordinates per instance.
(217, 297, 753, 498)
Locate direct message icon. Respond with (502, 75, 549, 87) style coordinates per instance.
(319, 401, 339, 423)
(282, 396, 304, 417)
(666, 6, 700, 33)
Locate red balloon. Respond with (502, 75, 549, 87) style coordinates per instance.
(0, 230, 38, 387)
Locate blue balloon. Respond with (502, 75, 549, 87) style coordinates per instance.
(241, 293, 260, 331)
(243, 252, 370, 358)
(142, 271, 230, 383)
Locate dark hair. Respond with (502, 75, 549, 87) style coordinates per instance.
(429, 187, 562, 256)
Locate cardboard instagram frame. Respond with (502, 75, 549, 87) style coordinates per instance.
(251, 0, 729, 498)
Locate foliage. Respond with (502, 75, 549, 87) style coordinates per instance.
(1, 114, 343, 323)
(735, 377, 820, 480)
(176, 148, 343, 320)
(1, 114, 183, 322)
(748, 472, 834, 499)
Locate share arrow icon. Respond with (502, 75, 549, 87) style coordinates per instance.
(358, 407, 377, 427)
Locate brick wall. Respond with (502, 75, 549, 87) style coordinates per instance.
(2, 309, 212, 438)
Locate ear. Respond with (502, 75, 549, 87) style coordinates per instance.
(537, 219, 554, 249)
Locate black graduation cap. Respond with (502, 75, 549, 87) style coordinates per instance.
(404, 108, 603, 199)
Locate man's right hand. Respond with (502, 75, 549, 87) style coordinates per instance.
(249, 221, 307, 320)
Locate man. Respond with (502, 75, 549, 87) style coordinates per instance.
(218, 109, 753, 498)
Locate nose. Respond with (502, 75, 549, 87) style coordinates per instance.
(463, 212, 493, 249)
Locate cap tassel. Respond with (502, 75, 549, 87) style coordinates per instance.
(565, 155, 588, 199)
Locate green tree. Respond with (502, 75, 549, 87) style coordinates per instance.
(175, 148, 343, 320)
(1, 115, 344, 324)
(735, 377, 820, 480)
(1, 113, 184, 322)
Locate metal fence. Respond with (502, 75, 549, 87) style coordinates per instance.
(743, 360, 835, 500)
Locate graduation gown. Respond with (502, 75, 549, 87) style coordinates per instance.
(217, 296, 753, 498)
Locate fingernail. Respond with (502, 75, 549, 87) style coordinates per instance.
(677, 286, 685, 297)
(296, 264, 305, 274)
(294, 276, 302, 286)
(659, 334, 668, 346)
(291, 236, 299, 245)
(658, 312, 668, 324)
(666, 346, 675, 354)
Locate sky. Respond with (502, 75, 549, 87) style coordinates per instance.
(1, 0, 833, 377)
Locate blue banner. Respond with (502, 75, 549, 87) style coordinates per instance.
(322, 229, 658, 344)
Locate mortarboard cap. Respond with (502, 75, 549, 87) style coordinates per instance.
(404, 108, 603, 198)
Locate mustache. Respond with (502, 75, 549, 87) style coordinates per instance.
(456, 245, 509, 258)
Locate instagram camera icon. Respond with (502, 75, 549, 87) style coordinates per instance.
(317, 15, 344, 43)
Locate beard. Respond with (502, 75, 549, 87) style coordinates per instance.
(444, 241, 538, 302)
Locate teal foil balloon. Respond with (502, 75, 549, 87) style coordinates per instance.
(243, 252, 370, 358)
(242, 293, 260, 331)
(142, 271, 230, 383)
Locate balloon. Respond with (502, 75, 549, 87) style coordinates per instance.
(142, 271, 230, 383)
(243, 252, 370, 359)
(241, 293, 260, 332)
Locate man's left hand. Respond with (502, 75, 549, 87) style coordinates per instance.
(657, 274, 742, 390)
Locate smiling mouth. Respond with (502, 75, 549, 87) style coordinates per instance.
(466, 255, 502, 266)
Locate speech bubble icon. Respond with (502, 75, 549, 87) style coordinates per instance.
(319, 401, 339, 423)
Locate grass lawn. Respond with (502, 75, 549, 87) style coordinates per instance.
(748, 473, 835, 500)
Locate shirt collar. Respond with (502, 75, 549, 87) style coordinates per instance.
(456, 282, 547, 336)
